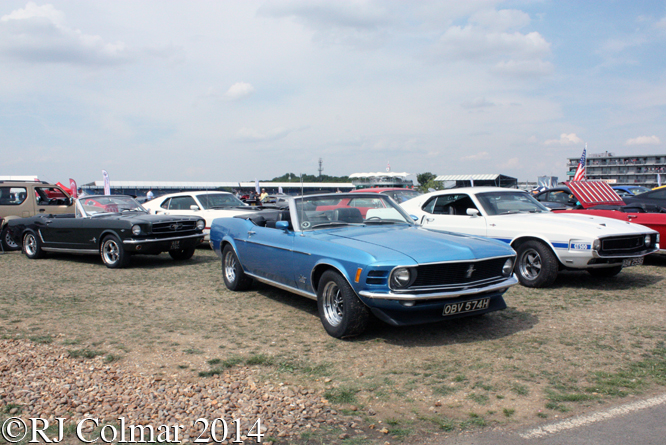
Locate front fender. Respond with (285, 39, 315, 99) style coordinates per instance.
(310, 259, 357, 295)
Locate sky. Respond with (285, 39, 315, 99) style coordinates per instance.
(1, 0, 665, 185)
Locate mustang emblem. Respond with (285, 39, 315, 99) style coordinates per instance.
(298, 275, 307, 284)
(465, 264, 476, 279)
(170, 223, 183, 231)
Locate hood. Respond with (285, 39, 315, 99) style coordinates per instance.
(492, 212, 656, 236)
(319, 225, 514, 264)
(96, 213, 201, 224)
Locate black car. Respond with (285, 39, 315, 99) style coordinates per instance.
(623, 187, 666, 211)
(7, 195, 205, 268)
(533, 187, 577, 209)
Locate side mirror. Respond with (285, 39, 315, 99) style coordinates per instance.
(276, 221, 289, 230)
(190, 205, 200, 211)
(466, 208, 480, 217)
(410, 215, 418, 222)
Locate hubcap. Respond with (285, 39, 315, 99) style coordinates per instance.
(24, 234, 36, 255)
(519, 248, 542, 280)
(322, 281, 344, 327)
(5, 231, 18, 249)
(224, 251, 237, 283)
(102, 240, 120, 264)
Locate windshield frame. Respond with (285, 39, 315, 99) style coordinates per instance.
(475, 191, 550, 216)
(76, 195, 148, 218)
(290, 193, 416, 231)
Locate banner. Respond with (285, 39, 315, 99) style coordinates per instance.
(278, 186, 283, 194)
(69, 179, 78, 198)
(255, 179, 260, 193)
(102, 170, 110, 195)
(659, 173, 662, 187)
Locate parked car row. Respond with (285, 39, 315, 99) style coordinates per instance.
(2, 181, 662, 338)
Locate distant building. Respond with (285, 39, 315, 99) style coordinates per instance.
(81, 181, 354, 197)
(434, 174, 518, 189)
(566, 152, 666, 187)
(349, 172, 413, 189)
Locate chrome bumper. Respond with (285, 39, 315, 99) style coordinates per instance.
(123, 233, 204, 244)
(358, 275, 518, 301)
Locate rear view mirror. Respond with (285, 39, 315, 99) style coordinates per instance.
(190, 205, 200, 211)
(466, 208, 480, 217)
(276, 221, 289, 230)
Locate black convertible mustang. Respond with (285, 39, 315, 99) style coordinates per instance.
(7, 195, 205, 268)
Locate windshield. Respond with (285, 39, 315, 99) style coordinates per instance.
(196, 193, 246, 209)
(80, 195, 146, 216)
(293, 193, 413, 230)
(476, 191, 549, 215)
(384, 189, 422, 203)
(628, 187, 650, 195)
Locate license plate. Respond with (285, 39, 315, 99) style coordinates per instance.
(622, 257, 643, 267)
(443, 298, 490, 316)
(170, 240, 180, 249)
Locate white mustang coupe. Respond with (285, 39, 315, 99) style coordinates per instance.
(401, 187, 659, 287)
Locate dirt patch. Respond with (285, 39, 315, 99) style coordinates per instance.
(1, 249, 666, 443)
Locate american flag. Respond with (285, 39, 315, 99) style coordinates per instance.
(572, 144, 587, 181)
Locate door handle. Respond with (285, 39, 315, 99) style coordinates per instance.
(248, 231, 256, 236)
(426, 217, 434, 222)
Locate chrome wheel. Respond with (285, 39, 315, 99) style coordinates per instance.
(24, 233, 37, 256)
(519, 247, 542, 280)
(224, 250, 237, 283)
(321, 281, 344, 327)
(102, 239, 120, 265)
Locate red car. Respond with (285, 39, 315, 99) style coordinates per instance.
(540, 181, 665, 254)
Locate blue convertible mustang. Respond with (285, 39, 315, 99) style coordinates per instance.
(210, 193, 518, 338)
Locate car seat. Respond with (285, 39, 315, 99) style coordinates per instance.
(334, 207, 363, 223)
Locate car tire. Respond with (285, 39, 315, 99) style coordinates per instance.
(1, 226, 20, 252)
(587, 265, 623, 277)
(222, 244, 252, 291)
(317, 270, 369, 338)
(515, 240, 559, 288)
(100, 235, 131, 269)
(23, 232, 45, 259)
(169, 247, 196, 261)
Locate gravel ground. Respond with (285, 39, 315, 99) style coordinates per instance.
(0, 338, 355, 443)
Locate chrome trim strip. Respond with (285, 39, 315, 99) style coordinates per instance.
(591, 246, 657, 258)
(123, 233, 203, 244)
(246, 273, 318, 301)
(359, 275, 518, 301)
(399, 276, 507, 293)
(42, 247, 98, 254)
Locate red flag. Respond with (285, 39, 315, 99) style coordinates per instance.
(69, 179, 78, 198)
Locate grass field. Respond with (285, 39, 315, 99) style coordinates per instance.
(1, 248, 666, 444)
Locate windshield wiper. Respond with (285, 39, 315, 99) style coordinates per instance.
(364, 220, 404, 225)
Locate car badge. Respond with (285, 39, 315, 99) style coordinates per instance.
(298, 275, 307, 284)
(91, 237, 96, 243)
(465, 264, 475, 279)
(170, 223, 182, 230)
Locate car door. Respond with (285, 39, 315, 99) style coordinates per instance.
(34, 186, 75, 216)
(419, 193, 487, 236)
(241, 223, 296, 286)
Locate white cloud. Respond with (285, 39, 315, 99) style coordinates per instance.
(492, 59, 554, 77)
(544, 133, 583, 146)
(470, 9, 531, 32)
(224, 82, 255, 100)
(655, 16, 666, 30)
(625, 135, 660, 145)
(461, 97, 495, 109)
(500, 157, 520, 168)
(461, 151, 490, 161)
(0, 2, 130, 65)
(235, 126, 290, 142)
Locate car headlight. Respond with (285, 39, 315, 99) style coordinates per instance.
(131, 225, 141, 236)
(196, 219, 205, 231)
(645, 235, 651, 247)
(502, 258, 514, 277)
(592, 239, 600, 251)
(390, 267, 414, 289)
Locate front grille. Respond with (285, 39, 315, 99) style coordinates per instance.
(406, 257, 509, 290)
(152, 221, 198, 235)
(599, 235, 646, 256)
